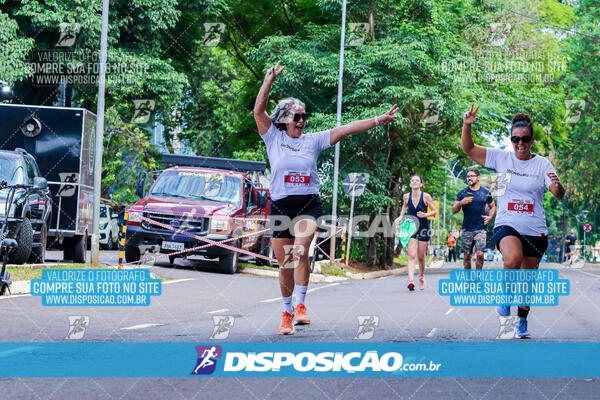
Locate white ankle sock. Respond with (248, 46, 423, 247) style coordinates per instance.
(294, 285, 308, 307)
(282, 296, 293, 313)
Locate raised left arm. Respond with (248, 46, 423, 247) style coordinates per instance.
(329, 104, 398, 146)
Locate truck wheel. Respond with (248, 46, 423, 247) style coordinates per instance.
(0, 271, 9, 296)
(256, 238, 275, 267)
(9, 218, 33, 265)
(72, 234, 88, 263)
(125, 245, 141, 263)
(168, 255, 177, 265)
(29, 223, 47, 264)
(219, 239, 240, 274)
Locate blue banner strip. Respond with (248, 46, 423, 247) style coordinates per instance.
(0, 342, 598, 378)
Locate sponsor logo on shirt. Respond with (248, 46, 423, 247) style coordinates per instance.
(506, 169, 539, 179)
(281, 143, 311, 152)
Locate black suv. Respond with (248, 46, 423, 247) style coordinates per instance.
(0, 148, 51, 264)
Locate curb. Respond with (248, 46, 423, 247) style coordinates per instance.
(9, 280, 30, 295)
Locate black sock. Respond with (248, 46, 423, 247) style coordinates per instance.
(517, 307, 529, 319)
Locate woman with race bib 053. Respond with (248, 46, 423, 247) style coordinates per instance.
(461, 105, 565, 339)
(254, 61, 399, 335)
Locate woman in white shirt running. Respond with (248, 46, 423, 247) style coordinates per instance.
(461, 105, 565, 338)
(254, 61, 399, 335)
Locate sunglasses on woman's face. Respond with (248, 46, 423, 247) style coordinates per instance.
(292, 113, 309, 122)
(510, 135, 533, 144)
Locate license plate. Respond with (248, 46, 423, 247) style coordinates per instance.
(162, 241, 184, 251)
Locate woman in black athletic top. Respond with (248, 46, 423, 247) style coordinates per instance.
(397, 175, 437, 291)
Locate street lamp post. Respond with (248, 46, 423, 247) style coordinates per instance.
(91, 0, 110, 266)
(582, 209, 589, 261)
(330, 0, 347, 263)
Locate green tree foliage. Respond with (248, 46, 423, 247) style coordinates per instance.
(1, 0, 595, 264)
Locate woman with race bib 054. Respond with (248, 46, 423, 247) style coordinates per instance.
(461, 105, 565, 339)
(254, 61, 399, 335)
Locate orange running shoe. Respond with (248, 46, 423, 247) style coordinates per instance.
(278, 311, 295, 335)
(294, 303, 311, 325)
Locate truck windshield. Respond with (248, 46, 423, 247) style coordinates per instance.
(0, 155, 25, 185)
(150, 171, 241, 204)
(100, 206, 107, 218)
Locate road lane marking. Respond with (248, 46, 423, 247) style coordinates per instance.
(307, 283, 340, 293)
(567, 269, 600, 278)
(260, 283, 340, 303)
(162, 278, 196, 285)
(206, 308, 229, 314)
(121, 323, 164, 330)
(426, 328, 437, 338)
(0, 294, 31, 300)
(445, 308, 454, 315)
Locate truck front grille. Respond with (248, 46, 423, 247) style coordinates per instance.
(141, 211, 209, 235)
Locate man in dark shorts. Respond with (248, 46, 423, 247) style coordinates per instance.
(452, 168, 496, 269)
(565, 229, 577, 264)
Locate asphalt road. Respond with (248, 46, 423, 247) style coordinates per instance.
(1, 257, 599, 399)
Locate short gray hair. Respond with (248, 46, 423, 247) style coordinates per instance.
(270, 97, 305, 130)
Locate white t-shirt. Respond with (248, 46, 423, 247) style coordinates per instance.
(261, 123, 331, 201)
(485, 148, 557, 237)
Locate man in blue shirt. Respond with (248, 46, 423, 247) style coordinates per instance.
(452, 168, 496, 269)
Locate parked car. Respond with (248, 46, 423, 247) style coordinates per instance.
(0, 148, 52, 264)
(484, 248, 495, 262)
(126, 155, 270, 274)
(100, 205, 119, 250)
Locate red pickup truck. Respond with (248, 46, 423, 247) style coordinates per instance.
(125, 155, 272, 273)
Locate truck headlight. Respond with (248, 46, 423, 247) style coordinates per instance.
(100, 222, 108, 230)
(127, 210, 143, 225)
(210, 218, 230, 234)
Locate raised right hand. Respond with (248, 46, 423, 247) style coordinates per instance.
(463, 104, 480, 125)
(264, 60, 286, 84)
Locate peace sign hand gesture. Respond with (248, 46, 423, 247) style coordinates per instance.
(463, 104, 480, 125)
(264, 60, 286, 85)
(377, 104, 399, 125)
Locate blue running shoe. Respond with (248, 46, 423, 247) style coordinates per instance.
(497, 305, 511, 316)
(515, 317, 531, 339)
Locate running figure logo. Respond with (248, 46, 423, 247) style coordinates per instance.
(354, 315, 379, 340)
(65, 316, 89, 340)
(489, 23, 511, 46)
(201, 23, 225, 47)
(210, 316, 235, 340)
(347, 23, 370, 46)
(57, 172, 79, 197)
(563, 100, 586, 124)
(421, 100, 444, 125)
(191, 345, 223, 375)
(496, 316, 518, 339)
(282, 244, 303, 269)
(132, 99, 155, 123)
(56, 22, 81, 47)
